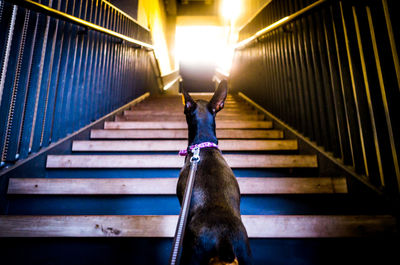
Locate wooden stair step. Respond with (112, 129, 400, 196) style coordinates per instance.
(7, 177, 348, 195)
(46, 154, 318, 168)
(104, 121, 273, 129)
(135, 101, 239, 106)
(131, 106, 248, 110)
(72, 140, 298, 151)
(0, 215, 395, 238)
(129, 109, 256, 114)
(90, 129, 284, 139)
(123, 110, 260, 117)
(118, 113, 263, 121)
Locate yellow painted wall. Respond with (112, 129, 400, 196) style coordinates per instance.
(235, 0, 272, 30)
(137, 0, 172, 75)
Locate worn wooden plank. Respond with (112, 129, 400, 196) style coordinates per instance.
(0, 215, 395, 237)
(46, 154, 318, 168)
(72, 140, 298, 151)
(118, 113, 264, 121)
(123, 110, 256, 117)
(130, 107, 249, 112)
(104, 121, 273, 129)
(7, 177, 347, 195)
(90, 129, 284, 139)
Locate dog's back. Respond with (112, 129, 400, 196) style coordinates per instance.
(177, 81, 252, 265)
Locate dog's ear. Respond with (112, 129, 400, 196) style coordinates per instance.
(209, 79, 228, 114)
(182, 87, 196, 113)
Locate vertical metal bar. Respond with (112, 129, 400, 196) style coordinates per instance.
(103, 7, 112, 114)
(283, 2, 296, 130)
(15, 8, 38, 159)
(300, 0, 321, 145)
(93, 0, 105, 120)
(61, 0, 80, 136)
(66, 0, 82, 132)
(101, 3, 111, 116)
(48, 0, 72, 143)
(0, 5, 20, 164)
(275, 1, 289, 123)
(70, 0, 86, 132)
(297, 0, 315, 140)
(29, 0, 53, 152)
(88, 0, 101, 122)
(366, 5, 400, 191)
(313, 8, 340, 156)
(82, 0, 96, 125)
(266, 34, 277, 115)
(76, 0, 92, 129)
(31, 0, 62, 152)
(382, 0, 400, 91)
(0, 5, 17, 108)
(339, 1, 380, 183)
(51, 0, 74, 142)
(330, 2, 364, 173)
(19, 2, 50, 158)
(308, 12, 330, 148)
(5, 8, 35, 161)
(352, 6, 384, 187)
(291, 0, 307, 135)
(322, 6, 351, 162)
(38, 0, 63, 148)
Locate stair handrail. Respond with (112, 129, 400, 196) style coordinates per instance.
(7, 0, 154, 49)
(235, 0, 329, 49)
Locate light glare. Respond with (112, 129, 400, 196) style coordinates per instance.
(175, 26, 234, 73)
(221, 0, 241, 21)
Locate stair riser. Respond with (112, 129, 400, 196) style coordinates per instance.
(8, 177, 347, 195)
(1, 238, 397, 265)
(6, 195, 389, 216)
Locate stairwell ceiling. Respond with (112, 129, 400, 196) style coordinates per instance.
(164, 0, 219, 16)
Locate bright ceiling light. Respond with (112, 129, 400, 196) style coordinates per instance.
(221, 0, 241, 21)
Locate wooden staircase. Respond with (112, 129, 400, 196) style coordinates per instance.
(1, 94, 397, 264)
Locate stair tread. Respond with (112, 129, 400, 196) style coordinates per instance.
(0, 215, 395, 238)
(8, 177, 347, 195)
(72, 139, 298, 151)
(118, 113, 263, 121)
(104, 121, 273, 129)
(46, 154, 318, 168)
(90, 129, 284, 139)
(123, 110, 257, 117)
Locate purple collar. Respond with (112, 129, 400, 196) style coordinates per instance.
(179, 142, 219, 156)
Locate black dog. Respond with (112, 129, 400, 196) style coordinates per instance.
(177, 80, 252, 265)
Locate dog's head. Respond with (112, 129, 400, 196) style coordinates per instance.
(182, 80, 228, 145)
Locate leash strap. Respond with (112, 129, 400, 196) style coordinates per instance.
(169, 147, 200, 265)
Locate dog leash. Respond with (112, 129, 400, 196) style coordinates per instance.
(169, 146, 201, 265)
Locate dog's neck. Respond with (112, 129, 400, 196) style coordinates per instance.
(188, 123, 218, 146)
(186, 100, 218, 147)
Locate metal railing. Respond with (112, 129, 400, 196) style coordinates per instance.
(0, 0, 159, 167)
(231, 0, 400, 195)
